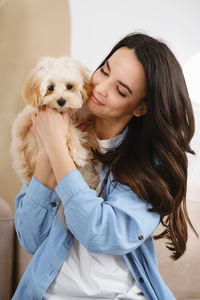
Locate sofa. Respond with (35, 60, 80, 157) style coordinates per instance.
(0, 181, 199, 300)
(0, 196, 31, 299)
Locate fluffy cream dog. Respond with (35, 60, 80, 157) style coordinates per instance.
(10, 56, 99, 189)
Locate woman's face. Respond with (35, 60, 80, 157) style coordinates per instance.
(87, 47, 147, 127)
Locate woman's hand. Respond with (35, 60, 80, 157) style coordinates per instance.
(30, 111, 57, 189)
(31, 106, 76, 184)
(31, 106, 69, 152)
(30, 114, 45, 154)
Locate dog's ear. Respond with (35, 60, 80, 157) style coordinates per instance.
(21, 71, 43, 107)
(79, 67, 92, 102)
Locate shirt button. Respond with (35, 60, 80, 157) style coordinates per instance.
(51, 202, 57, 207)
(139, 277, 144, 283)
(138, 235, 144, 240)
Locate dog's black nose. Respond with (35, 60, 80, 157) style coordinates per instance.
(57, 98, 66, 107)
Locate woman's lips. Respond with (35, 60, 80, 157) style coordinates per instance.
(91, 93, 105, 106)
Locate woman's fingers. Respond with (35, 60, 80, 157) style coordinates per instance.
(30, 107, 69, 150)
(63, 112, 69, 123)
(30, 113, 45, 150)
(31, 113, 37, 123)
(38, 105, 46, 112)
(62, 112, 70, 137)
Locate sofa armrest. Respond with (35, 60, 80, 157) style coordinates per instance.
(0, 196, 15, 300)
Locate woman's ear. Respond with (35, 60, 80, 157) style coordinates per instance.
(133, 101, 147, 117)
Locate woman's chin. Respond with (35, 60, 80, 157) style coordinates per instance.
(86, 100, 99, 115)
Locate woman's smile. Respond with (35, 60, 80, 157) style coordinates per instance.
(90, 93, 105, 106)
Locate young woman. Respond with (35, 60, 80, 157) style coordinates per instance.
(12, 33, 196, 300)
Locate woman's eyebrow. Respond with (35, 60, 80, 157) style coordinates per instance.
(106, 60, 133, 95)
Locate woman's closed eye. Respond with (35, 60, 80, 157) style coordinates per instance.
(100, 67, 127, 98)
(117, 86, 127, 98)
(100, 67, 108, 76)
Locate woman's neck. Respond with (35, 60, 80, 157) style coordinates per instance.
(95, 118, 125, 140)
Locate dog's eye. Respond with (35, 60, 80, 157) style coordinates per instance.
(48, 85, 54, 91)
(66, 84, 73, 90)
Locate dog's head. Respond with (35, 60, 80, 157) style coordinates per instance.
(22, 56, 91, 112)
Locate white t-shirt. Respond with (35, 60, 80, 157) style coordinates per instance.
(44, 136, 146, 300)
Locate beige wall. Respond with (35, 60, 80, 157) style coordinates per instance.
(0, 0, 70, 211)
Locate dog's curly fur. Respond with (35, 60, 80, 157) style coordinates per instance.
(10, 56, 99, 191)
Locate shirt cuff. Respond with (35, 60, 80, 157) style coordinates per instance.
(55, 170, 89, 206)
(26, 176, 58, 209)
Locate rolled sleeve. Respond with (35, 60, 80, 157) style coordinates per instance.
(25, 176, 59, 209)
(56, 170, 89, 205)
(15, 176, 60, 254)
(55, 170, 160, 255)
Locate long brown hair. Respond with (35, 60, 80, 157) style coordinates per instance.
(94, 33, 198, 260)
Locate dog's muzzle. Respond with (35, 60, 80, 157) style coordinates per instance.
(57, 98, 66, 107)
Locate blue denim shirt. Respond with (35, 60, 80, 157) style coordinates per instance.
(12, 166, 177, 300)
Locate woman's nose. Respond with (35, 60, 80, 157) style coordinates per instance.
(95, 79, 108, 97)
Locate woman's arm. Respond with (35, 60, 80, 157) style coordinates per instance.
(15, 120, 59, 254)
(31, 115, 57, 189)
(15, 108, 73, 254)
(33, 149, 57, 189)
